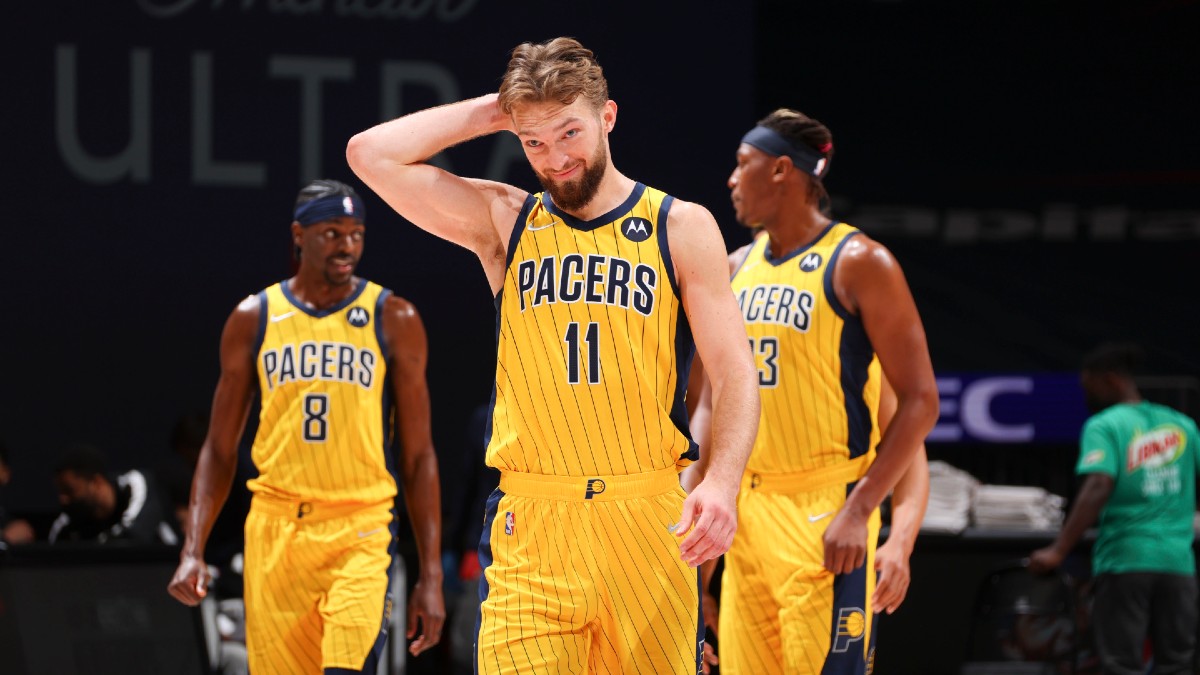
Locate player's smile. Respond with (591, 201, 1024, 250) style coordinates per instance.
(551, 164, 582, 181)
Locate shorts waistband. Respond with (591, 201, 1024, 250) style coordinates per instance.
(499, 466, 681, 501)
(250, 495, 393, 522)
(743, 455, 872, 493)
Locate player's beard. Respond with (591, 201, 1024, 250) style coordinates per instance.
(537, 141, 608, 212)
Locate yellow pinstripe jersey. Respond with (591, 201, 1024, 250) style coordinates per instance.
(246, 279, 397, 503)
(732, 223, 881, 474)
(486, 183, 697, 476)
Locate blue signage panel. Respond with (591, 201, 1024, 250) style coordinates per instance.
(930, 373, 1089, 444)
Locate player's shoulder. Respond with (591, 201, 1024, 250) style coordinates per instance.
(663, 196, 717, 225)
(381, 292, 418, 319)
(377, 291, 426, 344)
(229, 292, 263, 324)
(833, 224, 898, 271)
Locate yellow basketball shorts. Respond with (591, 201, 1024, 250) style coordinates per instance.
(475, 467, 702, 675)
(718, 473, 881, 675)
(243, 496, 395, 675)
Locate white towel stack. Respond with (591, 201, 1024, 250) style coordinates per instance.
(920, 460, 979, 534)
(971, 484, 1066, 531)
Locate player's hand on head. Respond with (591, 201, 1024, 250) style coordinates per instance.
(871, 539, 911, 614)
(167, 556, 210, 606)
(406, 577, 446, 656)
(675, 480, 737, 567)
(821, 510, 868, 575)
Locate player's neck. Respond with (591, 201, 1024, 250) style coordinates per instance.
(763, 206, 831, 259)
(287, 275, 360, 311)
(560, 169, 635, 222)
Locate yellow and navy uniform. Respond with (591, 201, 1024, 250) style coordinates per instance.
(485, 182, 696, 475)
(720, 224, 882, 675)
(476, 183, 703, 675)
(243, 279, 397, 674)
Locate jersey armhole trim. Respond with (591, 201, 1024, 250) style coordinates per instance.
(657, 194, 681, 298)
(375, 287, 393, 363)
(825, 230, 862, 321)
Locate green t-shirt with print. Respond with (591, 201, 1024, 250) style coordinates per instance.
(1077, 401, 1200, 575)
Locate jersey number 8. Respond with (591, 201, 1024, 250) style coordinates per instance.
(303, 393, 330, 442)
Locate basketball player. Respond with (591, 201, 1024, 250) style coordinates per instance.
(347, 37, 760, 675)
(685, 109, 938, 674)
(168, 179, 445, 674)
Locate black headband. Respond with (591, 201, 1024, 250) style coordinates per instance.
(294, 194, 365, 226)
(741, 126, 827, 177)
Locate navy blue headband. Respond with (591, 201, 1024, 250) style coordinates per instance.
(741, 126, 827, 177)
(294, 194, 365, 226)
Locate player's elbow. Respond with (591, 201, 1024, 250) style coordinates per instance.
(345, 131, 377, 178)
(908, 383, 940, 434)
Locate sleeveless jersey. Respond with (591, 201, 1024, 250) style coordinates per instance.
(731, 223, 881, 474)
(485, 183, 697, 476)
(247, 279, 397, 503)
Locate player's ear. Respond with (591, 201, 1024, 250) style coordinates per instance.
(772, 156, 792, 181)
(602, 100, 617, 133)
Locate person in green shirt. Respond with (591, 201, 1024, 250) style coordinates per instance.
(1031, 342, 1200, 674)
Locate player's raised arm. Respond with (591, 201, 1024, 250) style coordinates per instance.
(346, 94, 528, 291)
(671, 200, 760, 567)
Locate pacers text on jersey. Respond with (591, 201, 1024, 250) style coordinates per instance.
(261, 341, 378, 391)
(515, 254, 657, 316)
(736, 284, 814, 331)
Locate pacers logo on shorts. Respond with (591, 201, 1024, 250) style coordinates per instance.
(504, 511, 515, 535)
(832, 607, 866, 653)
(584, 478, 606, 499)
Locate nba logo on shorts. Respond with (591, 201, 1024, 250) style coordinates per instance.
(504, 512, 515, 536)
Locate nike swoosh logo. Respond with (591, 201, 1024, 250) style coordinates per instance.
(527, 221, 555, 231)
(357, 528, 383, 538)
(270, 311, 295, 323)
(807, 511, 835, 523)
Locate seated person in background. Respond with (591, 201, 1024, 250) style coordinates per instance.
(1, 441, 36, 545)
(48, 443, 180, 545)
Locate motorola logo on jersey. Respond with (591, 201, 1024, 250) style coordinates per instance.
(832, 607, 867, 653)
(346, 306, 370, 327)
(584, 478, 606, 499)
(799, 252, 823, 272)
(620, 216, 652, 242)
